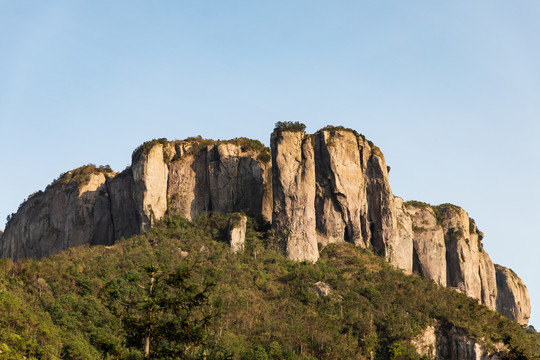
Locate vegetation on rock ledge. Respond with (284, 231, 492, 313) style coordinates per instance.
(48, 164, 113, 189)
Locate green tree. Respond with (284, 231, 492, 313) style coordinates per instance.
(102, 263, 215, 359)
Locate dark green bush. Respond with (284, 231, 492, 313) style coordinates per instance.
(273, 121, 306, 134)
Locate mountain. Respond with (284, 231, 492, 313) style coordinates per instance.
(0, 214, 538, 359)
(0, 123, 531, 327)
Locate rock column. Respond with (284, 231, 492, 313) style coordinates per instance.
(271, 130, 318, 262)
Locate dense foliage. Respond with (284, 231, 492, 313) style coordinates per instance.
(0, 215, 538, 359)
(273, 121, 307, 134)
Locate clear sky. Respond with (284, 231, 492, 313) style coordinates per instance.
(1, 1, 539, 328)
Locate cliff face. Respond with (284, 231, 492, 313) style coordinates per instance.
(271, 130, 318, 262)
(413, 321, 505, 360)
(1, 139, 271, 261)
(1, 170, 115, 259)
(496, 265, 531, 325)
(0, 126, 530, 325)
(398, 202, 500, 312)
(166, 141, 271, 222)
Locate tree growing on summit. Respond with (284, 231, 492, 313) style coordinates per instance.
(101, 262, 215, 359)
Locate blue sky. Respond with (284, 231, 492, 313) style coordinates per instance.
(1, 1, 539, 327)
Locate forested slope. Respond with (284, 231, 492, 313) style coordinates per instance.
(0, 214, 538, 359)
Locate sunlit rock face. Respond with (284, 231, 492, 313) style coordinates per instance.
(227, 214, 247, 253)
(0, 126, 530, 324)
(495, 265, 531, 326)
(413, 320, 505, 360)
(1, 171, 114, 260)
(271, 129, 318, 263)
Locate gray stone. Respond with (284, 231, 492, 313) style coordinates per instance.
(311, 281, 332, 297)
(271, 130, 318, 263)
(496, 265, 531, 325)
(228, 214, 247, 253)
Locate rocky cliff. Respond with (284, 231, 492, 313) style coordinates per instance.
(0, 125, 530, 325)
(413, 320, 506, 359)
(496, 265, 531, 325)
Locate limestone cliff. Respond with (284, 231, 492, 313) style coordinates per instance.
(132, 142, 169, 231)
(1, 166, 115, 260)
(496, 265, 531, 325)
(413, 320, 505, 360)
(313, 129, 367, 247)
(1, 138, 271, 261)
(271, 129, 318, 262)
(167, 140, 271, 221)
(0, 125, 530, 325)
(405, 202, 447, 286)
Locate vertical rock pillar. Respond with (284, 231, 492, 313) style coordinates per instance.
(132, 144, 169, 231)
(271, 129, 318, 262)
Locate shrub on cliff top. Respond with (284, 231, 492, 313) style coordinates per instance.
(48, 164, 113, 189)
(273, 121, 306, 134)
(131, 138, 169, 162)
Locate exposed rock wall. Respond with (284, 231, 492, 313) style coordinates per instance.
(406, 203, 447, 286)
(0, 127, 530, 324)
(132, 144, 169, 231)
(439, 204, 482, 300)
(398, 202, 503, 312)
(365, 145, 396, 256)
(166, 141, 271, 221)
(167, 144, 210, 220)
(106, 168, 139, 240)
(413, 321, 504, 360)
(391, 197, 413, 274)
(495, 265, 531, 325)
(1, 172, 114, 260)
(227, 214, 247, 253)
(271, 130, 318, 262)
(479, 248, 498, 310)
(1, 139, 271, 260)
(314, 129, 367, 247)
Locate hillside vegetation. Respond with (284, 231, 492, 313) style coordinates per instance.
(0, 215, 538, 359)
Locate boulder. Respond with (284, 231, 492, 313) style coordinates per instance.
(310, 281, 332, 297)
(227, 214, 247, 253)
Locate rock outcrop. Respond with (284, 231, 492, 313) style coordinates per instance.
(0, 168, 115, 260)
(397, 201, 503, 313)
(132, 143, 169, 231)
(1, 139, 271, 261)
(167, 140, 272, 222)
(106, 168, 140, 240)
(495, 265, 531, 325)
(271, 129, 318, 262)
(413, 320, 504, 360)
(0, 125, 530, 325)
(406, 202, 447, 286)
(227, 214, 247, 253)
(313, 129, 367, 247)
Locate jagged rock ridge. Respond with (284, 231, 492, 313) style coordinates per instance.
(0, 125, 530, 325)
